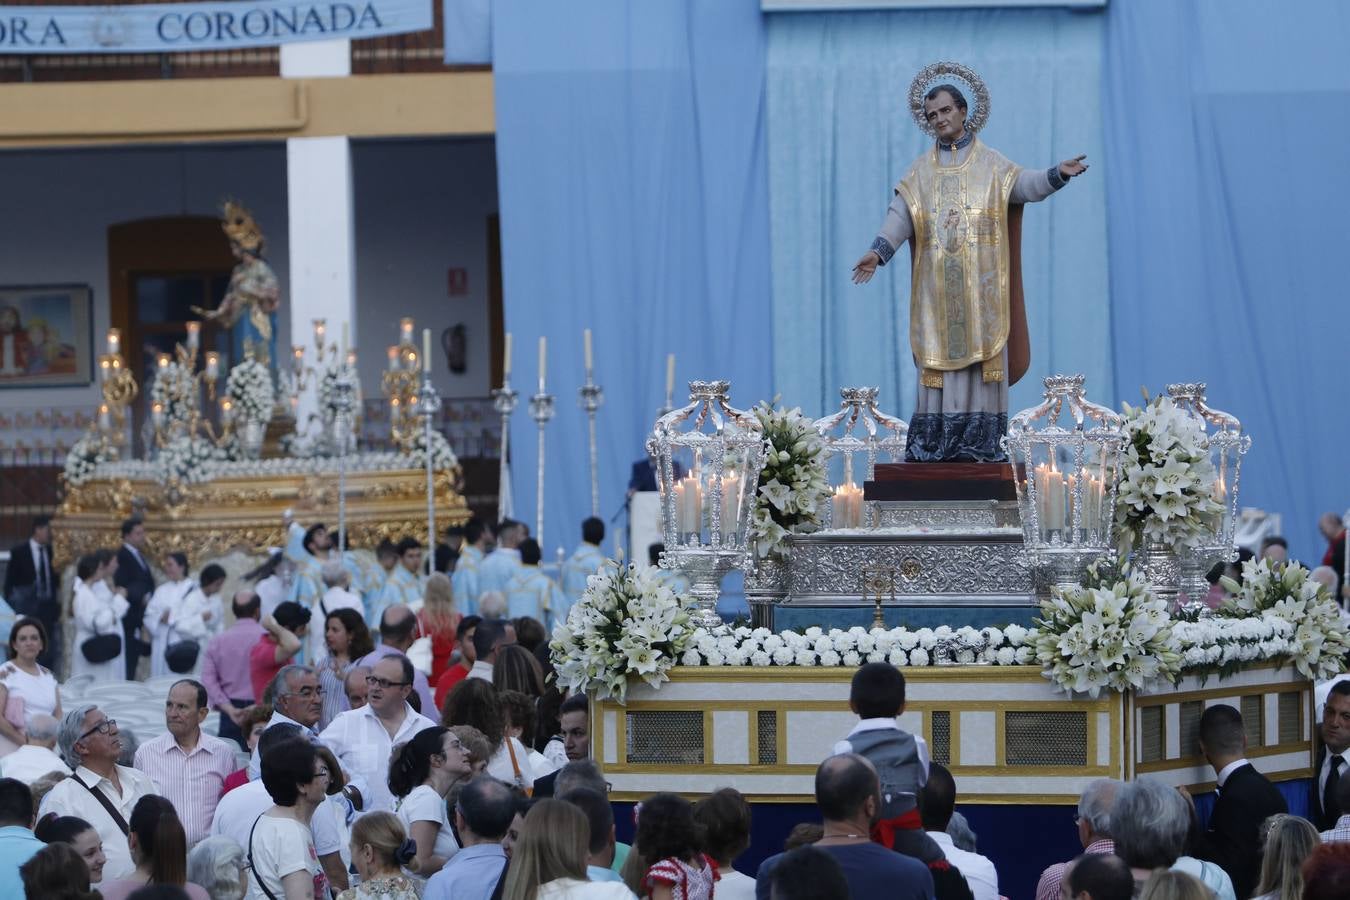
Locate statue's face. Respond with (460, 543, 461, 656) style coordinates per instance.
(924, 90, 967, 143)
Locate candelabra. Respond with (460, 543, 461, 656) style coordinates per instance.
(529, 389, 556, 547)
(578, 375, 605, 517)
(648, 380, 768, 629)
(382, 317, 422, 451)
(491, 381, 519, 519)
(813, 387, 909, 529)
(418, 369, 443, 563)
(148, 322, 238, 453)
(95, 328, 138, 454)
(1166, 383, 1251, 600)
(1003, 375, 1126, 594)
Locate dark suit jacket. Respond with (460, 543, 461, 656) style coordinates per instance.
(1196, 763, 1288, 900)
(531, 768, 559, 799)
(628, 458, 684, 493)
(3, 541, 57, 615)
(114, 545, 156, 627)
(1310, 745, 1346, 831)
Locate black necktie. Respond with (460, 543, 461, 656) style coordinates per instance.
(37, 546, 48, 598)
(1326, 755, 1343, 822)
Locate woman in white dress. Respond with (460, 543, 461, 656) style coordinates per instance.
(0, 616, 62, 752)
(390, 725, 472, 883)
(71, 550, 129, 681)
(144, 552, 209, 677)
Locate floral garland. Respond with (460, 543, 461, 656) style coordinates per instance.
(1033, 561, 1179, 696)
(63, 434, 110, 487)
(411, 427, 459, 473)
(158, 433, 226, 484)
(550, 563, 697, 703)
(679, 624, 1036, 669)
(225, 358, 275, 425)
(749, 402, 831, 560)
(1219, 558, 1350, 682)
(1115, 396, 1223, 550)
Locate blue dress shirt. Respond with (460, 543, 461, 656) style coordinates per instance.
(423, 842, 509, 900)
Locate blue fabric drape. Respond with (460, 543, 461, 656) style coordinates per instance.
(1103, 0, 1350, 557)
(765, 8, 1111, 422)
(492, 0, 773, 558)
(442, 0, 491, 64)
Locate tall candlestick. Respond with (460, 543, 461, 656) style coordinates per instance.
(538, 336, 547, 393)
(107, 329, 121, 357)
(583, 329, 594, 373)
(422, 329, 432, 373)
(665, 354, 676, 403)
(503, 332, 513, 382)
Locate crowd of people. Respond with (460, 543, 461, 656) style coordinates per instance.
(2, 511, 1350, 899)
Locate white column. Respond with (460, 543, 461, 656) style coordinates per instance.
(282, 40, 354, 426)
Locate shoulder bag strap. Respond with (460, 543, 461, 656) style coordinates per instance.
(69, 774, 130, 836)
(248, 814, 283, 900)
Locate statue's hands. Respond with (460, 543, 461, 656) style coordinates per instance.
(852, 251, 881, 285)
(1059, 155, 1089, 179)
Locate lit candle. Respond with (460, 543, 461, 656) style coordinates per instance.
(538, 336, 547, 393)
(387, 345, 399, 371)
(220, 397, 234, 420)
(1213, 472, 1227, 502)
(151, 402, 165, 427)
(156, 353, 170, 370)
(422, 328, 432, 373)
(407, 351, 417, 371)
(313, 318, 326, 347)
(583, 329, 594, 373)
(204, 352, 220, 380)
(99, 358, 110, 384)
(675, 471, 702, 534)
(185, 321, 200, 351)
(665, 354, 676, 402)
(720, 473, 741, 531)
(400, 318, 414, 345)
(503, 332, 513, 383)
(346, 349, 357, 368)
(98, 404, 111, 431)
(106, 329, 121, 357)
(292, 346, 304, 375)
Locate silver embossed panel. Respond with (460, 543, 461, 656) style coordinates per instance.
(1005, 711, 1087, 766)
(875, 500, 1022, 530)
(786, 534, 1033, 600)
(626, 711, 704, 765)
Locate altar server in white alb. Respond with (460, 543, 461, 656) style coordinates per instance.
(285, 517, 332, 620)
(71, 550, 129, 682)
(374, 538, 426, 628)
(144, 552, 210, 677)
(561, 517, 607, 619)
(505, 539, 567, 628)
(452, 518, 494, 616)
(853, 62, 1087, 463)
(478, 519, 526, 595)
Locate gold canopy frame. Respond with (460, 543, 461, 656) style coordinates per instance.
(53, 466, 469, 566)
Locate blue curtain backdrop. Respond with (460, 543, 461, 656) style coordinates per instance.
(491, 0, 773, 561)
(764, 8, 1111, 422)
(1103, 0, 1350, 558)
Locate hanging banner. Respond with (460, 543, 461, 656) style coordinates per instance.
(0, 0, 433, 54)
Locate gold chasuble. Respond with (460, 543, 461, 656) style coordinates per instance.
(896, 139, 1030, 390)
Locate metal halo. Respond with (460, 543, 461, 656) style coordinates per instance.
(909, 60, 990, 138)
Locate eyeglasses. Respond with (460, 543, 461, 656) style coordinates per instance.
(365, 676, 410, 689)
(79, 718, 117, 741)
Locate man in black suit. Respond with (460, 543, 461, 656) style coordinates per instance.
(627, 454, 684, 495)
(1312, 680, 1350, 830)
(113, 517, 156, 679)
(3, 515, 60, 670)
(1192, 703, 1288, 900)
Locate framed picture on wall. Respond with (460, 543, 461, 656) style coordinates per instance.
(0, 284, 95, 389)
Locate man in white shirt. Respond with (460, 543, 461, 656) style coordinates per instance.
(0, 714, 70, 781)
(465, 619, 506, 682)
(319, 655, 437, 812)
(38, 705, 156, 883)
(919, 762, 999, 900)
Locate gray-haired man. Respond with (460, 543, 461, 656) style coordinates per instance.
(1035, 779, 1121, 900)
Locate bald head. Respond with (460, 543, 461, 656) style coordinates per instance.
(815, 753, 879, 824)
(345, 666, 371, 709)
(379, 605, 417, 650)
(232, 590, 260, 619)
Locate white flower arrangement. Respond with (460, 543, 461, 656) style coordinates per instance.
(63, 434, 110, 487)
(1219, 558, 1350, 682)
(225, 357, 275, 425)
(1115, 396, 1224, 550)
(158, 433, 226, 484)
(411, 427, 460, 473)
(148, 360, 195, 428)
(550, 563, 697, 702)
(1033, 562, 1180, 697)
(749, 402, 831, 560)
(678, 623, 1037, 669)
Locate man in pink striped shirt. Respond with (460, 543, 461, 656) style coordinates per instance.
(133, 679, 237, 847)
(201, 591, 266, 749)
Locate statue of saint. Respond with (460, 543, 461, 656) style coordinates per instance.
(193, 201, 281, 372)
(853, 62, 1088, 463)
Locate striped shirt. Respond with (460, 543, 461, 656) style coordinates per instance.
(1036, 838, 1115, 900)
(134, 729, 237, 847)
(1320, 814, 1350, 843)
